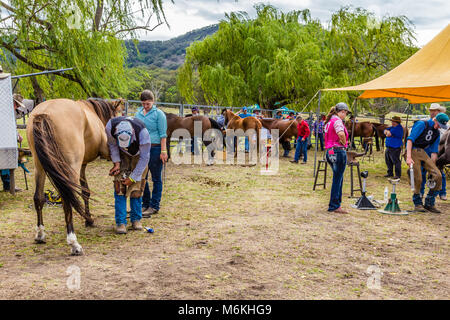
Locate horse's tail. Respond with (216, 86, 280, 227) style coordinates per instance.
(372, 124, 380, 151)
(209, 117, 222, 130)
(32, 114, 89, 219)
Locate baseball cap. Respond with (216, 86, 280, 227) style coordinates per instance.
(435, 113, 449, 130)
(115, 120, 133, 148)
(335, 102, 350, 112)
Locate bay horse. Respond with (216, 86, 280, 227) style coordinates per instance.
(165, 113, 222, 164)
(223, 109, 262, 154)
(259, 118, 298, 155)
(26, 98, 122, 255)
(345, 120, 380, 151)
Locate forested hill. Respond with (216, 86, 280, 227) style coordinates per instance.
(125, 24, 218, 70)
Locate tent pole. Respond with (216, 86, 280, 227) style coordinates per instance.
(313, 90, 321, 178)
(401, 103, 411, 159)
(350, 98, 357, 151)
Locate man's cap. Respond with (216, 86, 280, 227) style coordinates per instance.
(242, 107, 248, 111)
(390, 116, 402, 123)
(435, 113, 449, 130)
(191, 106, 199, 111)
(429, 103, 446, 113)
(335, 102, 350, 112)
(115, 120, 133, 148)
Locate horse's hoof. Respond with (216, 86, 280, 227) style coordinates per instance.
(71, 246, 83, 256)
(85, 220, 95, 228)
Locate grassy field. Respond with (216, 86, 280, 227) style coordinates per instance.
(0, 143, 448, 299)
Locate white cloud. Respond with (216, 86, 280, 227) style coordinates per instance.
(135, 0, 450, 46)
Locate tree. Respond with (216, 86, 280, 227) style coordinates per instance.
(0, 0, 171, 100)
(177, 4, 418, 111)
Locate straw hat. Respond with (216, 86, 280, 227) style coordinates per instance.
(0, 65, 11, 79)
(429, 103, 446, 113)
(13, 93, 26, 110)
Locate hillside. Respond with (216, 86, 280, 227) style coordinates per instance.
(125, 24, 218, 70)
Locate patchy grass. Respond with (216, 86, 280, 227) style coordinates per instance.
(0, 148, 448, 299)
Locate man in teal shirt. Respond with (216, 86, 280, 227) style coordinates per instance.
(135, 90, 168, 216)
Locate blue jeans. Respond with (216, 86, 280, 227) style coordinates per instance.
(326, 149, 347, 211)
(317, 133, 324, 151)
(191, 137, 200, 154)
(1, 169, 10, 190)
(420, 167, 446, 197)
(114, 193, 142, 225)
(294, 138, 307, 162)
(142, 146, 163, 211)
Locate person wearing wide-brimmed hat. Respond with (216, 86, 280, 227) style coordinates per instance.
(406, 113, 449, 213)
(383, 116, 404, 179)
(419, 103, 448, 201)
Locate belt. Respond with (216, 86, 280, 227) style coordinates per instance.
(151, 144, 161, 147)
(331, 146, 346, 150)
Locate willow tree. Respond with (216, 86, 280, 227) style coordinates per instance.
(0, 0, 170, 100)
(178, 4, 417, 111)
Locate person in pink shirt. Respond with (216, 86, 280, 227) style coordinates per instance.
(324, 102, 350, 214)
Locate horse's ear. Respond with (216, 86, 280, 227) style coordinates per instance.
(113, 98, 124, 115)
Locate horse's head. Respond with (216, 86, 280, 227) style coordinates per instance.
(113, 99, 125, 117)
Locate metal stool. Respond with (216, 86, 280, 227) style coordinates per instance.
(348, 162, 363, 198)
(313, 159, 328, 190)
(361, 138, 374, 163)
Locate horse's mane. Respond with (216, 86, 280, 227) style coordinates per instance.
(85, 99, 119, 125)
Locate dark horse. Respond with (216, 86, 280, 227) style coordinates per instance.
(259, 118, 298, 156)
(345, 120, 380, 151)
(437, 128, 450, 169)
(27, 98, 122, 255)
(165, 113, 222, 164)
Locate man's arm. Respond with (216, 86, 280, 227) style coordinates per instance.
(406, 140, 414, 166)
(105, 121, 121, 175)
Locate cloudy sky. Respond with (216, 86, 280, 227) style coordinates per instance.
(136, 0, 450, 46)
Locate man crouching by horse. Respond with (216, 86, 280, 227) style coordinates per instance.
(406, 113, 449, 213)
(106, 116, 150, 234)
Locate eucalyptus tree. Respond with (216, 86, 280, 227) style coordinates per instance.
(0, 0, 170, 100)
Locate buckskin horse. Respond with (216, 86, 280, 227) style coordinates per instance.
(165, 113, 222, 164)
(27, 98, 122, 255)
(223, 109, 262, 155)
(345, 120, 380, 151)
(259, 118, 298, 156)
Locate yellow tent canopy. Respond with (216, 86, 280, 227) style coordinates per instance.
(323, 24, 450, 103)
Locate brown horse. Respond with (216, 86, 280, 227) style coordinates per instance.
(165, 113, 222, 164)
(27, 98, 122, 255)
(223, 109, 262, 154)
(259, 118, 298, 155)
(345, 120, 380, 151)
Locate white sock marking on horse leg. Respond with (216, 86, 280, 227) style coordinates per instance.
(34, 225, 46, 242)
(67, 232, 83, 255)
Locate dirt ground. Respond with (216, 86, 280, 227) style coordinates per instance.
(0, 148, 448, 300)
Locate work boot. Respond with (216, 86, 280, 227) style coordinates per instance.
(290, 160, 298, 164)
(116, 224, 127, 234)
(332, 207, 349, 214)
(439, 195, 447, 201)
(414, 204, 427, 213)
(142, 207, 157, 218)
(424, 205, 441, 214)
(384, 174, 393, 178)
(132, 220, 143, 230)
